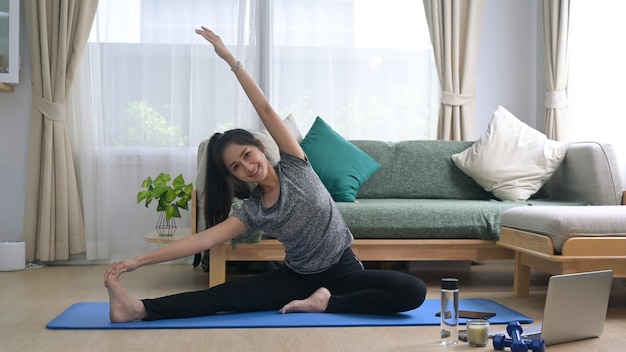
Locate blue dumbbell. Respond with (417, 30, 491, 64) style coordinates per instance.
(492, 321, 546, 352)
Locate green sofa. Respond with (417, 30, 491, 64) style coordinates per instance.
(201, 140, 623, 286)
(336, 140, 613, 241)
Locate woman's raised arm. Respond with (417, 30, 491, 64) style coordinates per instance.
(195, 26, 304, 159)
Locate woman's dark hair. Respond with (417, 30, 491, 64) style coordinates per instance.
(205, 129, 265, 227)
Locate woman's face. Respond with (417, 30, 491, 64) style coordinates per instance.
(222, 143, 269, 183)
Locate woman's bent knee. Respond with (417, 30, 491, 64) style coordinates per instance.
(398, 276, 427, 312)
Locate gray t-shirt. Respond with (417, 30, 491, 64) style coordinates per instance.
(232, 152, 353, 274)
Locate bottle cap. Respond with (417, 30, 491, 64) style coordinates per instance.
(441, 278, 459, 290)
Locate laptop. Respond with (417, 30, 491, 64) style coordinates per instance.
(491, 270, 613, 345)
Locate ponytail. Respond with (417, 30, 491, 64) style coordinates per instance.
(205, 133, 232, 227)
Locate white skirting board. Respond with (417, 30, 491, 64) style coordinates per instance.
(0, 241, 26, 271)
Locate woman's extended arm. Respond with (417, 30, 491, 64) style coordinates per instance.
(195, 26, 304, 160)
(104, 216, 247, 285)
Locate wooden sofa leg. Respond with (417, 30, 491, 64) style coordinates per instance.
(209, 244, 227, 287)
(513, 252, 531, 297)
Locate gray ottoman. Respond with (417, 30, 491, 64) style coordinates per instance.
(497, 206, 626, 297)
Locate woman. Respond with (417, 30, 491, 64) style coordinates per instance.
(104, 26, 427, 322)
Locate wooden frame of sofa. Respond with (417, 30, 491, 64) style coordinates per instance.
(191, 190, 515, 287)
(205, 238, 515, 287)
(496, 195, 626, 297)
(497, 228, 626, 297)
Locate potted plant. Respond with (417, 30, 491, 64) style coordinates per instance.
(137, 172, 193, 236)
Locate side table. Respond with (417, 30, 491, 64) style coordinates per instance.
(144, 227, 192, 244)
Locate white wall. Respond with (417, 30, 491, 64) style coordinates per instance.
(0, 1, 30, 242)
(476, 0, 544, 135)
(0, 0, 544, 242)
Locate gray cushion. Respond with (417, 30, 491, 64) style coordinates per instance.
(545, 142, 623, 205)
(500, 206, 626, 253)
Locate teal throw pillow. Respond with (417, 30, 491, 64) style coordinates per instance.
(300, 117, 381, 202)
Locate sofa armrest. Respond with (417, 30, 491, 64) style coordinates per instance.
(545, 142, 623, 205)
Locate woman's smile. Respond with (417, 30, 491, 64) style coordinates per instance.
(248, 164, 260, 178)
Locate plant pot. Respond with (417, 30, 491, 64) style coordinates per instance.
(156, 211, 177, 237)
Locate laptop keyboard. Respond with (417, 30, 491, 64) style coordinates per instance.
(523, 332, 542, 340)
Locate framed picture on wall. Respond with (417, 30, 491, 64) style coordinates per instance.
(0, 0, 19, 84)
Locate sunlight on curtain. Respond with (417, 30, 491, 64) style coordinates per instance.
(73, 0, 259, 261)
(569, 0, 626, 185)
(270, 0, 439, 139)
(70, 0, 437, 261)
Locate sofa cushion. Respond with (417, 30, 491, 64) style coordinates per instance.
(336, 199, 586, 241)
(352, 140, 494, 200)
(500, 206, 626, 253)
(251, 113, 304, 165)
(545, 142, 624, 205)
(451, 106, 571, 201)
(300, 117, 381, 202)
(336, 199, 522, 240)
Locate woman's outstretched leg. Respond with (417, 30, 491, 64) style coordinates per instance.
(139, 266, 320, 321)
(105, 270, 148, 322)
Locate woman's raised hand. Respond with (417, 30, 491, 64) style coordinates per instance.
(195, 26, 233, 60)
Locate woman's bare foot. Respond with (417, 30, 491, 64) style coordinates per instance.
(105, 271, 147, 322)
(279, 287, 331, 314)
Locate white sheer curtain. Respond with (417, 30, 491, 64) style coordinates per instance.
(70, 0, 261, 261)
(269, 0, 439, 139)
(69, 0, 438, 261)
(568, 0, 626, 185)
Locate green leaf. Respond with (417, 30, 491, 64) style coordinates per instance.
(176, 198, 189, 210)
(156, 198, 167, 212)
(172, 174, 185, 190)
(137, 191, 149, 203)
(164, 189, 177, 203)
(155, 172, 171, 186)
(152, 184, 168, 198)
(140, 176, 153, 188)
(164, 204, 181, 222)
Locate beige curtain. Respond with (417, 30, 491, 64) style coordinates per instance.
(543, 0, 570, 141)
(22, 0, 99, 261)
(423, 0, 484, 141)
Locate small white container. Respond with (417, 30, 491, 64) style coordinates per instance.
(0, 241, 26, 271)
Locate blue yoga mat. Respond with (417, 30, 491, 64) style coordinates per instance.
(46, 298, 532, 330)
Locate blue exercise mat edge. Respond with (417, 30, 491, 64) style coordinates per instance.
(46, 298, 533, 330)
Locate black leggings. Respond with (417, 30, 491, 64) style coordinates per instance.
(142, 248, 427, 320)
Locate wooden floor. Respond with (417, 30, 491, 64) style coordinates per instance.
(1, 260, 625, 352)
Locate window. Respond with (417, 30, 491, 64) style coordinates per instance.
(569, 0, 626, 175)
(271, 0, 439, 140)
(86, 0, 438, 147)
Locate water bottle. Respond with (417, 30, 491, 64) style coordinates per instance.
(440, 278, 459, 345)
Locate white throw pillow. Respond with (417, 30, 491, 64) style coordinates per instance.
(451, 106, 571, 201)
(253, 113, 303, 165)
(250, 129, 278, 165)
(284, 113, 303, 142)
